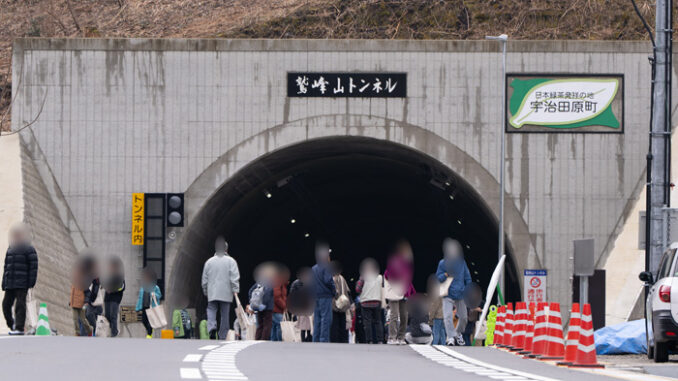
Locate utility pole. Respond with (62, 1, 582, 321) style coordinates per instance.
(648, 0, 673, 274)
(486, 34, 508, 299)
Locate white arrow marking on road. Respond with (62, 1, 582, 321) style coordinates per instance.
(180, 368, 202, 379)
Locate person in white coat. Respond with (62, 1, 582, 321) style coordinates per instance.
(202, 236, 240, 340)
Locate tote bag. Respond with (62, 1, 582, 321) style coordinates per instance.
(439, 277, 454, 297)
(145, 292, 167, 329)
(281, 313, 300, 343)
(234, 294, 257, 341)
(95, 315, 111, 337)
(25, 289, 38, 330)
(383, 279, 405, 301)
(91, 286, 105, 307)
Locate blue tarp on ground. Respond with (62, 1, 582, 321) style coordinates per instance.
(594, 319, 647, 355)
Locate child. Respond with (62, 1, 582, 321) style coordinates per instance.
(427, 274, 446, 345)
(172, 296, 193, 339)
(355, 258, 384, 344)
(405, 294, 432, 345)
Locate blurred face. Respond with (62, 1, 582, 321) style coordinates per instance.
(443, 238, 461, 260)
(215, 236, 226, 253)
(8, 224, 29, 247)
(360, 259, 378, 279)
(315, 243, 330, 263)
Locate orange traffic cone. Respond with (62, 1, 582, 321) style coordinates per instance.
(557, 303, 581, 366)
(510, 302, 528, 351)
(494, 305, 505, 346)
(540, 302, 565, 360)
(527, 302, 548, 358)
(502, 303, 514, 348)
(569, 304, 604, 368)
(519, 313, 534, 355)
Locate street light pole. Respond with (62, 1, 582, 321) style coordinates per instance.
(487, 34, 508, 303)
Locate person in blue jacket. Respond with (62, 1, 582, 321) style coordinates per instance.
(311, 241, 336, 342)
(135, 268, 162, 338)
(436, 238, 471, 346)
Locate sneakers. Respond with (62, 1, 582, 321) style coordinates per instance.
(454, 334, 466, 346)
(146, 334, 153, 339)
(446, 338, 456, 346)
(8, 330, 24, 336)
(387, 339, 398, 345)
(397, 339, 406, 345)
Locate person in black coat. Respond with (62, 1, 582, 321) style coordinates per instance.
(103, 256, 125, 337)
(2, 224, 38, 335)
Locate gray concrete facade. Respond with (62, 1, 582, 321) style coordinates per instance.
(11, 38, 669, 318)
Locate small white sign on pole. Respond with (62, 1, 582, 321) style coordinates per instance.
(524, 269, 547, 303)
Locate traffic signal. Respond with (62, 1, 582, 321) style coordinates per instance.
(166, 193, 184, 227)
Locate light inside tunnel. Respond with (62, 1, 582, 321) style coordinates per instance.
(171, 137, 519, 315)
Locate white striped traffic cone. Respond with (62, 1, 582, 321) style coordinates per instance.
(528, 302, 548, 358)
(540, 302, 565, 360)
(510, 302, 528, 351)
(36, 303, 51, 336)
(569, 303, 603, 368)
(493, 305, 505, 346)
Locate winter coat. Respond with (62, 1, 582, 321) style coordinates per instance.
(2, 244, 38, 290)
(135, 285, 162, 312)
(384, 256, 416, 298)
(273, 283, 287, 313)
(201, 253, 240, 303)
(311, 263, 336, 299)
(287, 279, 313, 316)
(70, 285, 87, 309)
(436, 258, 471, 300)
(86, 278, 100, 305)
(104, 275, 125, 304)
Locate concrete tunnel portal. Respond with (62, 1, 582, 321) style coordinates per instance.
(170, 136, 519, 316)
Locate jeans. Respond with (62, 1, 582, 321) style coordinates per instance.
(330, 310, 348, 343)
(2, 288, 27, 331)
(313, 297, 333, 342)
(86, 305, 103, 336)
(271, 312, 283, 341)
(73, 308, 92, 336)
(255, 310, 272, 341)
(206, 300, 231, 340)
(432, 318, 446, 345)
(442, 297, 467, 341)
(361, 306, 383, 344)
(388, 300, 408, 341)
(104, 301, 120, 337)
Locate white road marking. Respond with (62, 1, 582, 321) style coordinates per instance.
(180, 368, 203, 379)
(200, 341, 259, 381)
(183, 354, 203, 362)
(410, 345, 560, 381)
(199, 345, 220, 350)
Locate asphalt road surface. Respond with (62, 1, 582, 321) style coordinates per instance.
(0, 336, 675, 381)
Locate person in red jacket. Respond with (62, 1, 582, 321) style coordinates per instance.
(271, 268, 288, 341)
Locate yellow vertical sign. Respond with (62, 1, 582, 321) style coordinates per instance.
(132, 193, 144, 245)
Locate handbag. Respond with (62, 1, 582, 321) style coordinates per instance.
(384, 279, 405, 301)
(281, 313, 301, 342)
(439, 276, 454, 297)
(25, 289, 38, 329)
(333, 277, 351, 312)
(92, 286, 105, 307)
(234, 294, 256, 340)
(225, 329, 236, 341)
(95, 315, 110, 337)
(145, 292, 167, 329)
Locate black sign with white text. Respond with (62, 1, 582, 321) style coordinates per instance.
(287, 72, 407, 98)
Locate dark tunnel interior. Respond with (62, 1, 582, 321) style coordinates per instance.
(172, 137, 519, 315)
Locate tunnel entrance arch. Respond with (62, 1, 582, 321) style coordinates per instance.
(168, 128, 528, 314)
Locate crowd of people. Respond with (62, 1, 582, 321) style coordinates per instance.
(200, 236, 484, 346)
(2, 222, 484, 346)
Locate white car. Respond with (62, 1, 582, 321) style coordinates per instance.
(639, 244, 678, 362)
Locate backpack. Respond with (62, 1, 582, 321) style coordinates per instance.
(250, 284, 266, 311)
(199, 320, 209, 340)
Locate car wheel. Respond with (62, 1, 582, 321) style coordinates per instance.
(654, 341, 669, 363)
